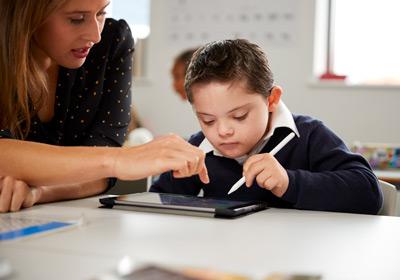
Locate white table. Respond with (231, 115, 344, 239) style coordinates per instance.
(1, 196, 400, 280)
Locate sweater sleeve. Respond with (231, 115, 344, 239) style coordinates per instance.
(150, 172, 202, 196)
(282, 121, 382, 214)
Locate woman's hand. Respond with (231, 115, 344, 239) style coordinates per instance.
(243, 153, 289, 197)
(0, 176, 42, 212)
(112, 134, 209, 184)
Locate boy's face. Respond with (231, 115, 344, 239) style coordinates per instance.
(191, 80, 278, 158)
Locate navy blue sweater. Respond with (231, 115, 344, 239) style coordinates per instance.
(150, 115, 382, 214)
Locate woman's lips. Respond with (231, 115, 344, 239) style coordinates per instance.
(71, 47, 90, 59)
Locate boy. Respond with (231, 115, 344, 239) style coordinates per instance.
(150, 39, 382, 214)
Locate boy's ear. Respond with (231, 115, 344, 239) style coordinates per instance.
(267, 86, 282, 112)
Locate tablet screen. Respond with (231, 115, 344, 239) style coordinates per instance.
(115, 192, 252, 210)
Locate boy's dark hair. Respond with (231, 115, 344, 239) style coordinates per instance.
(185, 39, 274, 103)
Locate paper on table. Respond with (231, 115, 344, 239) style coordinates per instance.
(0, 215, 81, 242)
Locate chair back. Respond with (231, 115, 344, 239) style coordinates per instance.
(378, 179, 398, 216)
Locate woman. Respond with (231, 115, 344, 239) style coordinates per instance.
(0, 0, 208, 212)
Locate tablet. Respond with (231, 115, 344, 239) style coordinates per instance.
(99, 192, 268, 218)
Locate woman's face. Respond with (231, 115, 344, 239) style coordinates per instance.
(34, 0, 110, 69)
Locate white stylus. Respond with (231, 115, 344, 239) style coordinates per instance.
(227, 132, 296, 195)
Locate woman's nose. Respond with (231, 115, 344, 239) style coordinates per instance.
(84, 18, 102, 44)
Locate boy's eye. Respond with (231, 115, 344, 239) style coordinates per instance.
(202, 119, 215, 126)
(233, 113, 248, 121)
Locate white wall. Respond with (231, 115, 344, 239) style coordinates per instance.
(132, 0, 400, 144)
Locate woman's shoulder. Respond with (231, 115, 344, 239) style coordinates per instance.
(102, 18, 133, 41)
(89, 18, 134, 61)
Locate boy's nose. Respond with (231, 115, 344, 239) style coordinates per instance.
(217, 123, 234, 137)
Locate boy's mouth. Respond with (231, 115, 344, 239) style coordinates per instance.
(219, 142, 240, 150)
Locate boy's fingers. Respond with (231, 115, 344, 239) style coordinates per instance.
(243, 154, 264, 173)
(244, 162, 266, 187)
(244, 175, 254, 188)
(256, 172, 272, 189)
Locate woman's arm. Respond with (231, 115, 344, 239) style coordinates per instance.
(0, 134, 209, 212)
(0, 134, 209, 187)
(0, 139, 114, 186)
(0, 176, 107, 212)
(38, 179, 108, 203)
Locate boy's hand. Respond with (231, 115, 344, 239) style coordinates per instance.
(0, 176, 42, 212)
(242, 153, 289, 197)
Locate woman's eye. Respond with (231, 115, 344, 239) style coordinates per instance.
(70, 15, 85, 24)
(97, 10, 107, 17)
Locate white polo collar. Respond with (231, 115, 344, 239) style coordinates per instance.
(198, 101, 299, 164)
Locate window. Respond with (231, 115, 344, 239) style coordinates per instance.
(110, 0, 150, 40)
(110, 0, 151, 78)
(315, 0, 400, 85)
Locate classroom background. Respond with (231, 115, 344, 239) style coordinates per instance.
(113, 0, 399, 145)
(2, 2, 400, 279)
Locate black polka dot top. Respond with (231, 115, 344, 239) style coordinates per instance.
(0, 18, 134, 148)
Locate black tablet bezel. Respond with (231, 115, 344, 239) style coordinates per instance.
(99, 192, 268, 218)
